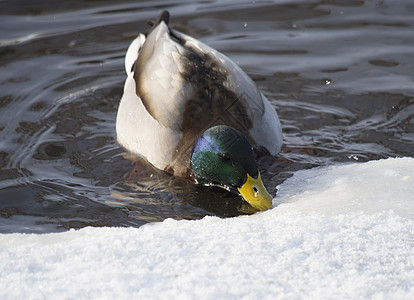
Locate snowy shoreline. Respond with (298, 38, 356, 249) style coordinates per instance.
(1, 157, 414, 299)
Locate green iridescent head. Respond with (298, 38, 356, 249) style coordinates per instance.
(191, 125, 272, 211)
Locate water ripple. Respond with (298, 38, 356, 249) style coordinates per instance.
(0, 0, 413, 232)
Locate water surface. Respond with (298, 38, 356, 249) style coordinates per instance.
(1, 0, 413, 233)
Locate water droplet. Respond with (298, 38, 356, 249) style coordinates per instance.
(348, 155, 359, 161)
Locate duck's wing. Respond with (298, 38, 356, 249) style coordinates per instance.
(117, 15, 186, 175)
(169, 28, 283, 157)
(136, 12, 281, 150)
(133, 12, 192, 131)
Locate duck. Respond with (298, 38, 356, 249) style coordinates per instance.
(116, 11, 283, 211)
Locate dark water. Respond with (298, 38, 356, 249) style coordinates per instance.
(1, 0, 413, 233)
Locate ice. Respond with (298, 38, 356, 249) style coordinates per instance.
(1, 157, 413, 299)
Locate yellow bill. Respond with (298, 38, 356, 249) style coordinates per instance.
(237, 172, 273, 211)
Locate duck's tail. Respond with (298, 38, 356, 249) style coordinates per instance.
(147, 11, 170, 27)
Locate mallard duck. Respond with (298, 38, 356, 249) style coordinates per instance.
(116, 11, 283, 211)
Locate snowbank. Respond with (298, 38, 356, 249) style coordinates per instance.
(1, 157, 414, 299)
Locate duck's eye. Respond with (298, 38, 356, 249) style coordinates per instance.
(253, 186, 259, 197)
(219, 153, 231, 161)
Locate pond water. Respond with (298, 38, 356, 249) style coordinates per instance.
(1, 0, 413, 233)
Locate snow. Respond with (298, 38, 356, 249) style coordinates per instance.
(1, 157, 414, 299)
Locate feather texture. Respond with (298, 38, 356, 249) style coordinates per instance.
(116, 12, 282, 178)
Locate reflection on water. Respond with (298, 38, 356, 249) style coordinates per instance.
(0, 0, 413, 233)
